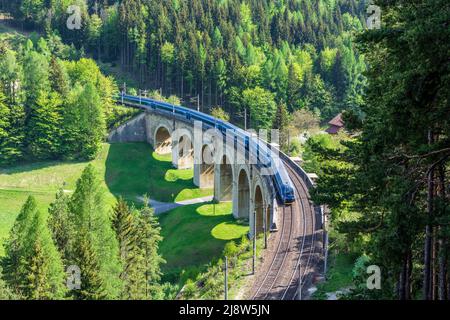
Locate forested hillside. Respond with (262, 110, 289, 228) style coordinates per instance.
(311, 0, 450, 300)
(0, 35, 115, 165)
(1, 0, 368, 127)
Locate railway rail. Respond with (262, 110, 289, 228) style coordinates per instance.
(250, 159, 322, 300)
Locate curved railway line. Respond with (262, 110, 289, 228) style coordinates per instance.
(113, 95, 323, 300)
(250, 160, 322, 300)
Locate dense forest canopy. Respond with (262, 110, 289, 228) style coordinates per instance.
(311, 0, 450, 300)
(0, 0, 449, 302)
(0, 33, 120, 165)
(1, 0, 368, 128)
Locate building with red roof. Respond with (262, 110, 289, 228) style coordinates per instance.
(325, 113, 344, 134)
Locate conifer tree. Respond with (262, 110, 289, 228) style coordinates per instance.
(23, 210, 66, 300)
(72, 230, 107, 300)
(27, 91, 63, 159)
(49, 56, 69, 96)
(112, 199, 145, 299)
(62, 83, 105, 160)
(48, 188, 73, 262)
(0, 268, 20, 300)
(68, 164, 123, 298)
(3, 196, 39, 290)
(0, 90, 11, 164)
(136, 199, 165, 299)
(272, 103, 290, 152)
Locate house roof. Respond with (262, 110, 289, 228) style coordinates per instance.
(328, 113, 344, 128)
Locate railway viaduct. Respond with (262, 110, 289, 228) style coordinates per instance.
(108, 111, 280, 237)
(109, 98, 324, 300)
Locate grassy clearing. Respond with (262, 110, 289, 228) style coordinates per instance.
(105, 144, 213, 202)
(0, 142, 213, 256)
(158, 202, 249, 283)
(313, 251, 355, 299)
(0, 140, 237, 290)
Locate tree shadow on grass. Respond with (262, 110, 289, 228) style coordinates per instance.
(104, 142, 208, 203)
(0, 159, 85, 175)
(158, 202, 249, 284)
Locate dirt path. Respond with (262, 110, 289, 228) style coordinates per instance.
(137, 196, 214, 215)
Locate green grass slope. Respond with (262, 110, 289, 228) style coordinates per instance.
(0, 142, 213, 256)
(158, 202, 249, 283)
(105, 143, 212, 202)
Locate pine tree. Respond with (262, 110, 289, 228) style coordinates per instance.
(48, 188, 72, 262)
(62, 83, 105, 160)
(112, 198, 139, 299)
(0, 89, 11, 164)
(68, 164, 123, 298)
(27, 91, 63, 160)
(272, 103, 290, 152)
(22, 44, 50, 119)
(72, 230, 107, 300)
(3, 196, 39, 291)
(242, 86, 277, 130)
(4, 197, 65, 299)
(136, 199, 164, 299)
(24, 211, 66, 300)
(49, 56, 69, 96)
(0, 268, 20, 300)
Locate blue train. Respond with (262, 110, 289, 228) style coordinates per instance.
(117, 93, 296, 205)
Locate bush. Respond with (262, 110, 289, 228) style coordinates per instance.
(183, 279, 197, 299)
(289, 138, 302, 156)
(223, 241, 239, 258)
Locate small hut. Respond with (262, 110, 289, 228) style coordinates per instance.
(325, 113, 344, 134)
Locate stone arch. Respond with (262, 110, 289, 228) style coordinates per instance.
(251, 173, 273, 235)
(217, 154, 234, 201)
(199, 144, 215, 188)
(237, 167, 251, 219)
(154, 125, 172, 155)
(254, 184, 264, 234)
(173, 128, 194, 169)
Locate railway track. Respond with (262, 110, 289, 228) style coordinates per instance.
(250, 160, 321, 300)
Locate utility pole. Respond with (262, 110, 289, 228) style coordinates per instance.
(288, 130, 291, 155)
(263, 204, 267, 249)
(298, 262, 302, 300)
(197, 93, 200, 112)
(252, 210, 256, 275)
(224, 256, 228, 300)
(244, 108, 247, 131)
(323, 206, 329, 278)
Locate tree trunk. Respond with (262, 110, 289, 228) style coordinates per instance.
(406, 251, 412, 300)
(181, 68, 184, 100)
(438, 164, 448, 300)
(201, 78, 204, 112)
(423, 130, 434, 300)
(432, 229, 438, 300)
(399, 256, 407, 300)
(438, 237, 448, 300)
